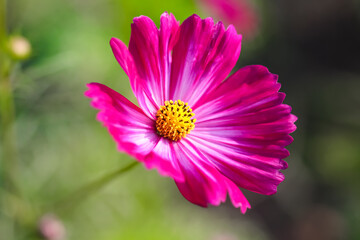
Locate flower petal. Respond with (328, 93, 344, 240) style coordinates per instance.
(85, 82, 158, 156)
(224, 178, 251, 214)
(129, 13, 180, 104)
(170, 14, 242, 106)
(128, 15, 162, 106)
(159, 12, 180, 101)
(143, 138, 184, 182)
(186, 65, 296, 195)
(188, 134, 287, 195)
(174, 139, 251, 212)
(110, 13, 180, 117)
(85, 82, 185, 181)
(193, 65, 296, 142)
(195, 65, 285, 118)
(110, 38, 158, 119)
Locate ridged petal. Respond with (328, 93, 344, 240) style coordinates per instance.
(187, 65, 296, 195)
(159, 12, 180, 101)
(170, 14, 242, 106)
(188, 134, 286, 195)
(128, 15, 161, 107)
(174, 139, 251, 212)
(85, 83, 183, 181)
(224, 177, 251, 214)
(110, 38, 158, 119)
(195, 65, 285, 117)
(110, 13, 180, 118)
(143, 138, 184, 181)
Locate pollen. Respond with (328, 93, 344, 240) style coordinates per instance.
(156, 100, 196, 141)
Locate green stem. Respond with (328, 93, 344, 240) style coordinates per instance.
(50, 161, 139, 214)
(0, 0, 7, 68)
(0, 0, 20, 195)
(0, 66, 19, 193)
(0, 0, 6, 44)
(0, 0, 28, 236)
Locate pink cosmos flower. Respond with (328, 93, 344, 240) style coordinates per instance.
(85, 12, 296, 213)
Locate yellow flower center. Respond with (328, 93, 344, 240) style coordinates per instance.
(155, 100, 196, 141)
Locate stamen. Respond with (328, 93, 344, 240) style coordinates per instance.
(155, 100, 196, 141)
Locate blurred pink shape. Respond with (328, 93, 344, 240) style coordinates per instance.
(39, 214, 66, 240)
(199, 0, 259, 39)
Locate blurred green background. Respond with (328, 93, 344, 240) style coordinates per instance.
(1, 0, 360, 239)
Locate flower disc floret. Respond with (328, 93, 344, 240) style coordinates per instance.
(156, 100, 196, 141)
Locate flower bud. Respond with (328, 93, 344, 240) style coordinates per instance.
(38, 214, 66, 240)
(8, 36, 32, 60)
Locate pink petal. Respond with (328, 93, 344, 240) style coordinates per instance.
(170, 14, 242, 106)
(143, 137, 184, 182)
(158, 12, 180, 101)
(194, 65, 296, 139)
(188, 134, 286, 195)
(110, 38, 158, 119)
(128, 15, 162, 106)
(195, 115, 296, 138)
(85, 83, 182, 180)
(85, 82, 157, 155)
(174, 139, 251, 212)
(224, 178, 251, 214)
(129, 13, 180, 104)
(185, 65, 296, 195)
(195, 65, 283, 118)
(110, 13, 180, 117)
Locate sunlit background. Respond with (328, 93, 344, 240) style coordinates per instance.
(1, 0, 360, 239)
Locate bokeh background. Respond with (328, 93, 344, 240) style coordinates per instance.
(1, 0, 360, 239)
